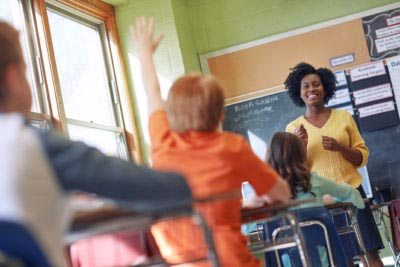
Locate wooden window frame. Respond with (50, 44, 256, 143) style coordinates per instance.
(26, 0, 142, 163)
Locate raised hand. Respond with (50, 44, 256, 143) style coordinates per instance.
(294, 124, 308, 147)
(130, 17, 164, 113)
(321, 135, 341, 151)
(130, 17, 164, 58)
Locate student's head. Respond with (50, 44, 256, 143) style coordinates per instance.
(0, 21, 31, 116)
(284, 62, 336, 107)
(266, 132, 311, 197)
(166, 74, 225, 133)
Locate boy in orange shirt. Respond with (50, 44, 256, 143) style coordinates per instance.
(133, 17, 290, 266)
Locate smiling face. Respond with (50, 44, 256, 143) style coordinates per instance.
(300, 73, 325, 107)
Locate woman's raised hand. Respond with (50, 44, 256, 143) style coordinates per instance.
(294, 124, 308, 147)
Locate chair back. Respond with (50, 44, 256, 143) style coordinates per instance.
(0, 221, 51, 267)
(388, 199, 400, 251)
(0, 114, 69, 266)
(262, 206, 348, 267)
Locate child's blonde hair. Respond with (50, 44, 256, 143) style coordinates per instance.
(166, 74, 225, 133)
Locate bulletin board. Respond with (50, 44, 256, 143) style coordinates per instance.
(200, 3, 400, 100)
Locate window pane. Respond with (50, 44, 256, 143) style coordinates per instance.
(0, 0, 40, 112)
(30, 120, 49, 129)
(47, 10, 115, 126)
(68, 124, 120, 157)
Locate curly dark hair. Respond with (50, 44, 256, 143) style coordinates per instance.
(266, 132, 312, 198)
(284, 62, 337, 107)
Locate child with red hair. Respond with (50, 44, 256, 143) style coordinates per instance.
(133, 17, 291, 266)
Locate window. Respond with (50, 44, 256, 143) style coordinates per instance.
(0, 0, 44, 114)
(0, 0, 139, 161)
(46, 5, 127, 158)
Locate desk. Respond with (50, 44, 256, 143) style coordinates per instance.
(241, 199, 315, 267)
(67, 198, 219, 267)
(241, 198, 316, 223)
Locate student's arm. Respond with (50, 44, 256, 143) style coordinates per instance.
(314, 174, 364, 209)
(131, 17, 164, 114)
(38, 130, 192, 212)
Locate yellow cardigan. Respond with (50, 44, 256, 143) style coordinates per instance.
(286, 109, 368, 188)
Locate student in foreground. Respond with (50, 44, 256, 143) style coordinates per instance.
(133, 17, 290, 267)
(0, 21, 192, 267)
(266, 132, 365, 267)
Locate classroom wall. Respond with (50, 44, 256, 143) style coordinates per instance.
(113, 0, 399, 162)
(183, 0, 400, 54)
(114, 0, 186, 162)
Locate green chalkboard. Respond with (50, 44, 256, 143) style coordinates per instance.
(222, 90, 303, 145)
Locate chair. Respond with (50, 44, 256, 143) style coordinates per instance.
(371, 202, 397, 265)
(260, 206, 348, 267)
(0, 221, 51, 267)
(0, 251, 24, 267)
(0, 114, 69, 266)
(242, 199, 324, 267)
(388, 199, 400, 266)
(325, 202, 368, 266)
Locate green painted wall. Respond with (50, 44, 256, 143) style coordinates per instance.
(171, 0, 201, 72)
(115, 0, 185, 163)
(114, 0, 400, 162)
(183, 0, 400, 54)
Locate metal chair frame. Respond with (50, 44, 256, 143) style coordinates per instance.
(271, 219, 335, 267)
(243, 199, 317, 267)
(248, 211, 311, 267)
(326, 202, 369, 267)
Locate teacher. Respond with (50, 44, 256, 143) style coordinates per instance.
(285, 62, 383, 266)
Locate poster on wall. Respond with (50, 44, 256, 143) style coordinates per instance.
(362, 8, 400, 60)
(349, 61, 399, 131)
(326, 71, 354, 116)
(387, 55, 400, 119)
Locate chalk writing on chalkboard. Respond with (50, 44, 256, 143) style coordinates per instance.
(362, 8, 400, 60)
(223, 90, 303, 159)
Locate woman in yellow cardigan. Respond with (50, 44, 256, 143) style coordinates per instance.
(285, 62, 383, 266)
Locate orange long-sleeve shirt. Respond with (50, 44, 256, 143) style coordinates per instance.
(149, 111, 279, 267)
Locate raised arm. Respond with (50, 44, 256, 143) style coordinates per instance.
(131, 17, 164, 114)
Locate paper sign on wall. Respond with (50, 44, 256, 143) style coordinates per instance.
(387, 55, 400, 119)
(353, 83, 393, 106)
(350, 61, 386, 82)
